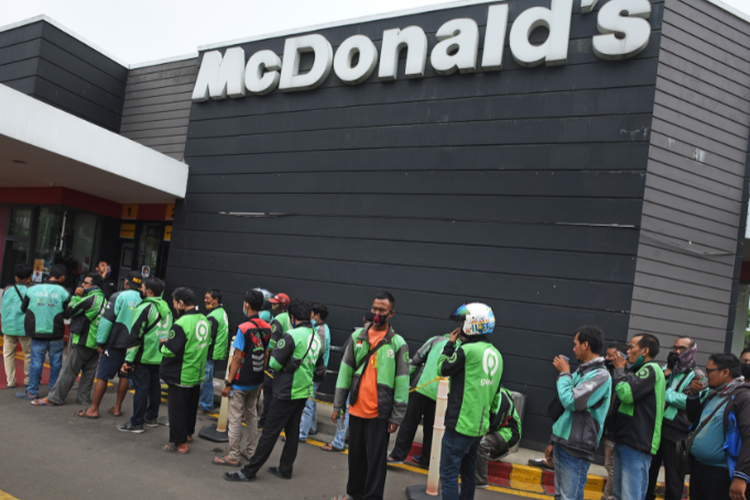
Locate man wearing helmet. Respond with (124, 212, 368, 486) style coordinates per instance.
(438, 303, 503, 500)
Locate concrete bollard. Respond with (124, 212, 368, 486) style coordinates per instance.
(426, 377, 450, 495)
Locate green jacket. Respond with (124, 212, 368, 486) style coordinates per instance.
(127, 296, 173, 365)
(160, 309, 211, 386)
(269, 311, 291, 350)
(409, 334, 451, 401)
(662, 366, 708, 440)
(492, 386, 522, 448)
(438, 338, 503, 437)
(1, 283, 29, 336)
(334, 325, 410, 425)
(21, 281, 71, 340)
(96, 289, 142, 350)
(268, 322, 326, 400)
(551, 357, 611, 459)
(612, 361, 666, 454)
(65, 287, 106, 349)
(206, 306, 229, 361)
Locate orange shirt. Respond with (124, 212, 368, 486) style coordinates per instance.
(349, 327, 388, 419)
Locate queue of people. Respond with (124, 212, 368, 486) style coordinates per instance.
(2, 259, 750, 500)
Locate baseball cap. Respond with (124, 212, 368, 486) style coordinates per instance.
(268, 293, 290, 306)
(127, 271, 143, 289)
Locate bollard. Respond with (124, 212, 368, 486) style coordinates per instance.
(426, 377, 450, 495)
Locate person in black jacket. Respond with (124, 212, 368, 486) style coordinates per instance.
(686, 353, 750, 500)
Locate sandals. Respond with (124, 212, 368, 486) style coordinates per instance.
(321, 443, 345, 452)
(240, 451, 253, 461)
(331, 496, 347, 500)
(107, 407, 123, 417)
(212, 456, 240, 467)
(76, 409, 99, 419)
(162, 444, 189, 454)
(31, 399, 55, 406)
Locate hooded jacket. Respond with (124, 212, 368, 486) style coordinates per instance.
(551, 357, 611, 460)
(65, 287, 106, 350)
(611, 361, 666, 454)
(334, 324, 410, 425)
(126, 296, 173, 365)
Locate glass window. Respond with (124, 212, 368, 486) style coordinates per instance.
(33, 207, 62, 277)
(8, 208, 32, 238)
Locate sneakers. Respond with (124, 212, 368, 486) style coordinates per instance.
(144, 419, 158, 428)
(224, 471, 256, 482)
(476, 482, 489, 489)
(118, 422, 145, 433)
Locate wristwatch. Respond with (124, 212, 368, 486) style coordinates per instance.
(225, 381, 232, 388)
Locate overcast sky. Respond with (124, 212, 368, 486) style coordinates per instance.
(2, 0, 749, 66)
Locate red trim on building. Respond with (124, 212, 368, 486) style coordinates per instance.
(0, 187, 121, 218)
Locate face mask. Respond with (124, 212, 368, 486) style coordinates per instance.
(365, 311, 389, 327)
(604, 359, 614, 371)
(742, 363, 750, 380)
(667, 351, 680, 370)
(631, 354, 646, 370)
(311, 319, 317, 328)
(205, 303, 213, 312)
(242, 306, 248, 316)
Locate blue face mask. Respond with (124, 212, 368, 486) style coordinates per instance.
(311, 319, 317, 328)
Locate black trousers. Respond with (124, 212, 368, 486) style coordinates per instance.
(646, 436, 685, 500)
(690, 460, 732, 500)
(241, 396, 306, 478)
(130, 363, 161, 427)
(167, 384, 200, 444)
(258, 373, 274, 426)
(347, 416, 390, 500)
(389, 392, 435, 466)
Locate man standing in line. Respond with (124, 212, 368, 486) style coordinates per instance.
(1, 263, 33, 389)
(76, 271, 142, 418)
(546, 326, 612, 500)
(224, 298, 325, 480)
(95, 261, 116, 300)
(299, 302, 331, 442)
(212, 290, 272, 466)
(438, 303, 502, 500)
(475, 385, 522, 489)
(610, 334, 665, 500)
(33, 273, 106, 406)
(645, 337, 707, 500)
(259, 292, 291, 428)
(17, 264, 71, 400)
(161, 287, 210, 453)
(118, 278, 172, 433)
(686, 353, 750, 500)
(329, 292, 409, 500)
(200, 288, 229, 413)
(387, 332, 452, 467)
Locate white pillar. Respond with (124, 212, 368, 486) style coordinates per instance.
(426, 377, 450, 495)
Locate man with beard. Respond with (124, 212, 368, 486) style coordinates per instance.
(645, 337, 707, 500)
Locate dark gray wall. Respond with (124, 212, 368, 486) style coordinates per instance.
(628, 0, 750, 364)
(0, 20, 127, 132)
(120, 58, 198, 160)
(169, 0, 664, 449)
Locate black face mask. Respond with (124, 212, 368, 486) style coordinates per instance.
(365, 311, 390, 327)
(604, 359, 614, 371)
(667, 351, 680, 370)
(741, 363, 750, 380)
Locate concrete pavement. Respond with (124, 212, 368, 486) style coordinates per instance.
(0, 384, 521, 500)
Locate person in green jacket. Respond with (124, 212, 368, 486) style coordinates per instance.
(34, 273, 106, 406)
(224, 298, 325, 482)
(1, 263, 32, 389)
(259, 291, 291, 428)
(438, 303, 503, 500)
(18, 263, 71, 400)
(388, 332, 453, 468)
(160, 287, 210, 453)
(118, 278, 172, 433)
(200, 288, 229, 413)
(475, 386, 522, 488)
(77, 271, 142, 419)
(329, 292, 409, 500)
(610, 333, 666, 500)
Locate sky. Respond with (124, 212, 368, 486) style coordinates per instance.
(2, 0, 749, 66)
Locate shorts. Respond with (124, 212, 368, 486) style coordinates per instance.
(96, 348, 127, 380)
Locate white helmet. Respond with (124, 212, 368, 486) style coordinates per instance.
(450, 303, 495, 336)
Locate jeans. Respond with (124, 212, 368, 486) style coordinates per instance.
(299, 381, 319, 441)
(440, 427, 481, 500)
(554, 443, 590, 500)
(613, 443, 652, 500)
(331, 396, 350, 450)
(199, 359, 215, 412)
(28, 338, 64, 397)
(646, 436, 684, 500)
(130, 363, 161, 427)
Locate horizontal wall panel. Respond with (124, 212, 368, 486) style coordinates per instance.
(0, 22, 43, 47)
(629, 314, 728, 345)
(634, 257, 733, 292)
(632, 269, 732, 304)
(643, 171, 742, 217)
(124, 74, 197, 93)
(651, 117, 747, 164)
(121, 126, 188, 140)
(119, 108, 191, 125)
(0, 59, 38, 82)
(630, 299, 727, 329)
(121, 91, 194, 109)
(632, 285, 729, 316)
(645, 156, 743, 199)
(124, 82, 195, 101)
(636, 242, 734, 277)
(650, 132, 747, 177)
(119, 116, 191, 132)
(639, 213, 737, 253)
(32, 77, 121, 131)
(35, 58, 124, 113)
(655, 77, 749, 128)
(653, 104, 749, 149)
(0, 39, 42, 67)
(40, 23, 127, 81)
